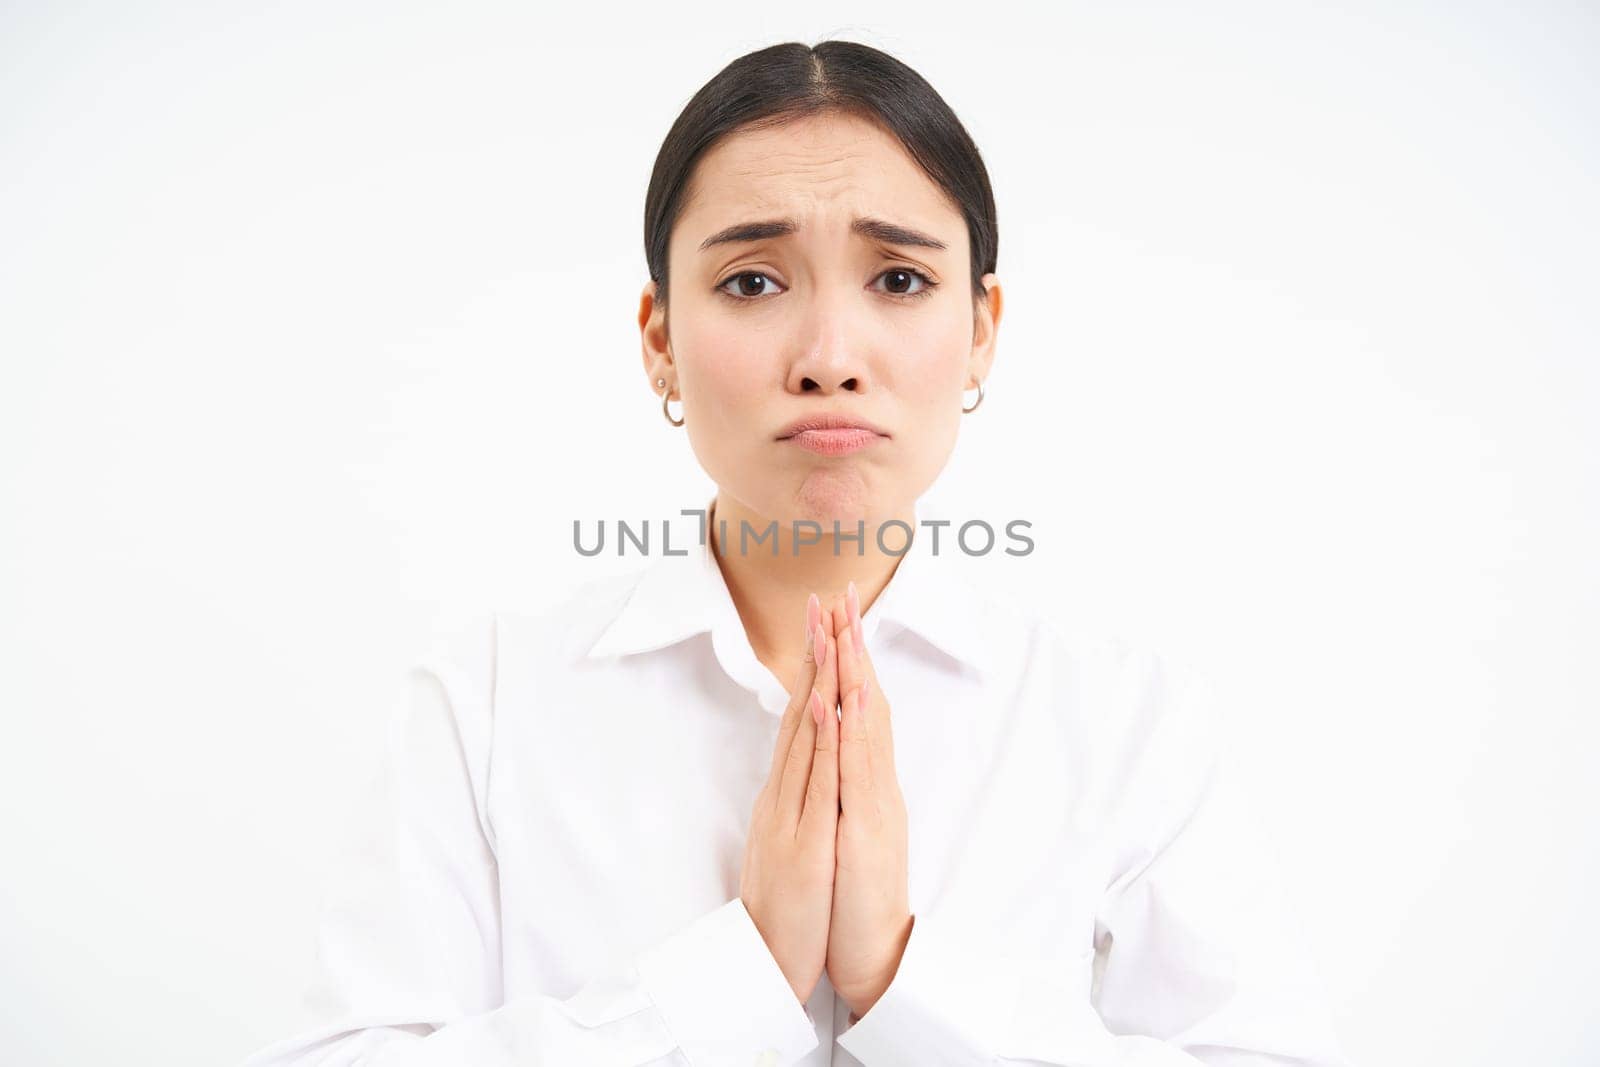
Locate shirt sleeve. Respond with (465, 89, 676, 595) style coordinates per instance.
(239, 614, 818, 1067)
(834, 653, 1352, 1067)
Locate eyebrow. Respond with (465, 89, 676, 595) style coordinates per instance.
(697, 216, 948, 253)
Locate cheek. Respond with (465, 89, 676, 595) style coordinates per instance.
(888, 311, 971, 397)
(676, 316, 771, 402)
(672, 316, 775, 473)
(892, 312, 970, 467)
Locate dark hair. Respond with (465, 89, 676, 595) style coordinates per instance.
(643, 40, 998, 308)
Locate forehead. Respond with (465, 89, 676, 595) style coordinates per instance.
(675, 110, 961, 241)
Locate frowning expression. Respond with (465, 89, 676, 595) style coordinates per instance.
(640, 109, 1000, 526)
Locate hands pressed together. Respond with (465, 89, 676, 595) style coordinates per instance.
(738, 583, 914, 1021)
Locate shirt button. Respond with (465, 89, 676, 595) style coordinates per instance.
(754, 1050, 779, 1067)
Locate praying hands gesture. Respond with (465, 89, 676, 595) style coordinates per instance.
(739, 583, 914, 1022)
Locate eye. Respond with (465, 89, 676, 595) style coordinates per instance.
(873, 268, 938, 300)
(716, 271, 786, 300)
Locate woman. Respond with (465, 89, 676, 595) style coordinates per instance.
(242, 40, 1349, 1067)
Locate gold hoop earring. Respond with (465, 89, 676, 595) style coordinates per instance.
(658, 379, 684, 427)
(962, 379, 985, 414)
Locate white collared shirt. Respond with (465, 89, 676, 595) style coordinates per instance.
(242, 508, 1349, 1067)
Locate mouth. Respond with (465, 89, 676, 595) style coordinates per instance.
(776, 414, 888, 457)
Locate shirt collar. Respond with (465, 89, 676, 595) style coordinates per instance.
(583, 496, 994, 693)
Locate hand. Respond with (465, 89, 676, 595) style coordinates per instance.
(739, 593, 842, 1005)
(824, 581, 914, 1019)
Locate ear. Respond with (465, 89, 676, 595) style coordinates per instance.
(968, 272, 1003, 388)
(638, 279, 675, 396)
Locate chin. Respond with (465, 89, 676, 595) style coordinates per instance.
(790, 472, 876, 526)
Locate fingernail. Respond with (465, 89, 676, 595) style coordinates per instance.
(813, 623, 827, 668)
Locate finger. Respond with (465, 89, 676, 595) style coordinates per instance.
(777, 683, 822, 826)
(768, 593, 824, 785)
(831, 597, 863, 695)
(834, 597, 893, 768)
(799, 669, 840, 839)
(846, 578, 865, 654)
(838, 678, 873, 808)
(813, 612, 840, 731)
(779, 619, 838, 824)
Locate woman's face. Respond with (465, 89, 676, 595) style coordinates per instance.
(639, 109, 1001, 528)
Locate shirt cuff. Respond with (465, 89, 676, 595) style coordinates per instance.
(635, 896, 820, 1066)
(834, 913, 1022, 1066)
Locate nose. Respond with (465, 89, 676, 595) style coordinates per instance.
(785, 287, 869, 395)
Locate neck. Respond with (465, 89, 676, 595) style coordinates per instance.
(708, 492, 911, 673)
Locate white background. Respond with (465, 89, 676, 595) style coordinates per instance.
(2, 3, 1595, 1064)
